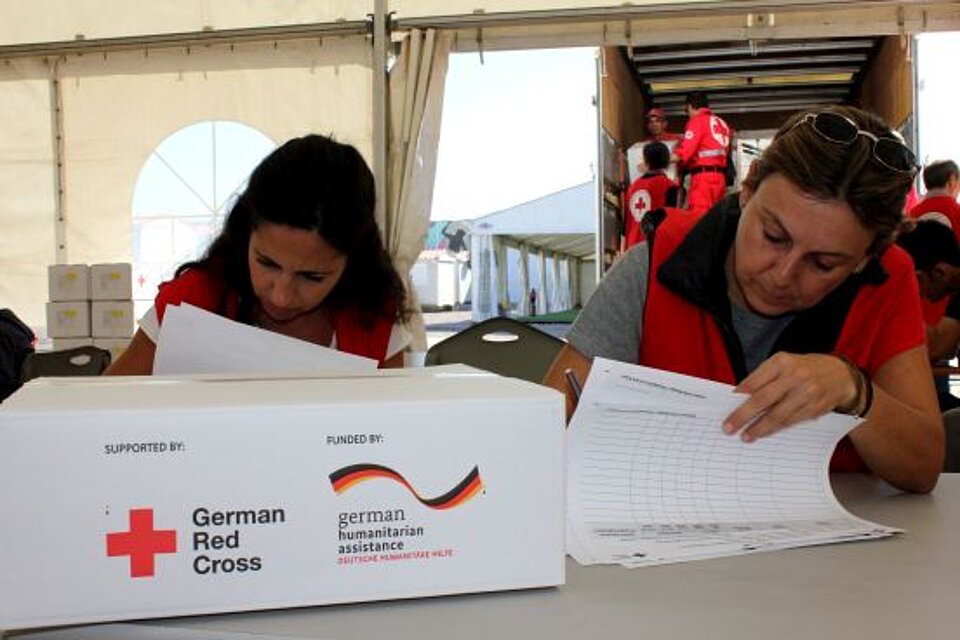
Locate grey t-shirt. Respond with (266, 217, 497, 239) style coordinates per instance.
(568, 242, 793, 374)
(731, 304, 794, 373)
(567, 244, 649, 364)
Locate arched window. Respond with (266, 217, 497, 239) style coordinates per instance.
(130, 121, 275, 316)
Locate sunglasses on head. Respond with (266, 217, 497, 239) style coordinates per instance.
(793, 111, 918, 175)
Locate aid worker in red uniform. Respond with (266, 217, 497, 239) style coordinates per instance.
(546, 106, 942, 494)
(672, 91, 732, 215)
(105, 134, 411, 374)
(622, 141, 679, 249)
(642, 107, 683, 145)
(626, 108, 683, 184)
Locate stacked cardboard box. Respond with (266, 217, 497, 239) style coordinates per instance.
(47, 264, 91, 346)
(47, 263, 134, 360)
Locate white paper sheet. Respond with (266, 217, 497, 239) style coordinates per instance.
(153, 303, 377, 375)
(567, 358, 899, 567)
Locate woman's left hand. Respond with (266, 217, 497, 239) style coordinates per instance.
(723, 352, 858, 442)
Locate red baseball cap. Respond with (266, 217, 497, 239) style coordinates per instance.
(646, 108, 666, 119)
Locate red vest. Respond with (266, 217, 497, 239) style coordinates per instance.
(156, 268, 395, 366)
(908, 193, 960, 239)
(639, 206, 925, 472)
(623, 172, 678, 248)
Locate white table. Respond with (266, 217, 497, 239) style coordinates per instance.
(123, 473, 960, 640)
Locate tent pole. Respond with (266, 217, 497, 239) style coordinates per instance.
(372, 0, 390, 240)
(49, 58, 67, 264)
(593, 50, 604, 287)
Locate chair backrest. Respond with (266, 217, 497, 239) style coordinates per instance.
(425, 317, 564, 383)
(943, 408, 960, 473)
(19, 346, 112, 383)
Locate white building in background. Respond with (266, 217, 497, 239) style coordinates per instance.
(416, 183, 597, 320)
(468, 182, 597, 322)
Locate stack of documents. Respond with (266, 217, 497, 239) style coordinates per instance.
(566, 358, 899, 567)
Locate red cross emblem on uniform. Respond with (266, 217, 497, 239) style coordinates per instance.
(106, 508, 177, 578)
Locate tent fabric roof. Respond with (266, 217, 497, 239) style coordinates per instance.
(468, 181, 596, 259)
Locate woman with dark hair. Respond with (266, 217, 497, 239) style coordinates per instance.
(107, 134, 409, 373)
(545, 105, 944, 493)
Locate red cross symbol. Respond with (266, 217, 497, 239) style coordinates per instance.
(106, 508, 177, 578)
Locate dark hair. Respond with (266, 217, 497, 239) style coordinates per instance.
(896, 220, 960, 271)
(643, 141, 670, 172)
(922, 160, 959, 191)
(685, 91, 710, 110)
(179, 134, 407, 327)
(741, 105, 915, 252)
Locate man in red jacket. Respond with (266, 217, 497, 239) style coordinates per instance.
(626, 107, 683, 183)
(643, 107, 682, 143)
(672, 91, 731, 215)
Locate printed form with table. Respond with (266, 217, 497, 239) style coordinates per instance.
(566, 357, 898, 567)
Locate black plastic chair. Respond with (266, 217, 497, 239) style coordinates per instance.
(425, 317, 564, 383)
(19, 345, 112, 383)
(943, 408, 960, 473)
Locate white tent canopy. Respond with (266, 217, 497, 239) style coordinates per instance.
(2, 1, 958, 341)
(470, 181, 596, 259)
(470, 181, 594, 320)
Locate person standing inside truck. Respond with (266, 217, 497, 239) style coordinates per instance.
(638, 107, 683, 183)
(105, 134, 411, 373)
(672, 91, 732, 215)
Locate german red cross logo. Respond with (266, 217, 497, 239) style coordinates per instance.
(106, 508, 177, 578)
(710, 116, 730, 149)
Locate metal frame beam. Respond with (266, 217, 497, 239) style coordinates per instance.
(0, 21, 369, 61)
(629, 38, 875, 62)
(637, 54, 868, 76)
(394, 1, 941, 31)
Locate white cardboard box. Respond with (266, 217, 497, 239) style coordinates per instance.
(91, 301, 135, 338)
(0, 369, 565, 631)
(46, 301, 91, 338)
(48, 264, 90, 301)
(90, 263, 133, 300)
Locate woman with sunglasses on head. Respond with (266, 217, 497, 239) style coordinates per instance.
(545, 105, 943, 493)
(106, 134, 410, 374)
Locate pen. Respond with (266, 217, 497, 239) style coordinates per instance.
(563, 368, 582, 402)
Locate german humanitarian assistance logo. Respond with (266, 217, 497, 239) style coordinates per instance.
(106, 508, 178, 578)
(330, 464, 484, 509)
